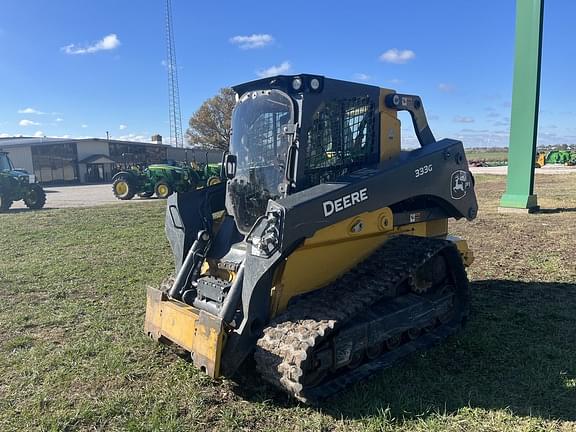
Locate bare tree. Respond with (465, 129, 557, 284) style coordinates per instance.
(186, 87, 235, 151)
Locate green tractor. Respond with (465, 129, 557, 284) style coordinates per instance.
(111, 162, 222, 200)
(536, 150, 576, 167)
(199, 162, 223, 185)
(0, 151, 46, 212)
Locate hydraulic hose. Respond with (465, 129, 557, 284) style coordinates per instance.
(168, 230, 210, 300)
(219, 263, 245, 324)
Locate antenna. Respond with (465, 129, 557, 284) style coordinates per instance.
(165, 0, 184, 148)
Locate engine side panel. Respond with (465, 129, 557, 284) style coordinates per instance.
(269, 212, 448, 316)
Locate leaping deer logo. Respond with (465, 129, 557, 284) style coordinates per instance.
(451, 170, 470, 200)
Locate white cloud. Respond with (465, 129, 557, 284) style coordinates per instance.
(119, 124, 127, 130)
(388, 78, 403, 85)
(55, 117, 64, 122)
(33, 130, 45, 137)
(81, 124, 88, 128)
(117, 133, 148, 142)
(379, 49, 415, 64)
(453, 116, 475, 124)
(353, 73, 370, 81)
(256, 61, 292, 78)
(62, 33, 120, 55)
(455, 129, 510, 147)
(19, 119, 40, 127)
(18, 107, 45, 115)
(230, 34, 274, 49)
(438, 83, 455, 93)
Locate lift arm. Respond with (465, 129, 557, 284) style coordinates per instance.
(385, 93, 436, 147)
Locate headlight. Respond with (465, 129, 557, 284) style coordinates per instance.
(310, 78, 321, 91)
(28, 175, 36, 184)
(250, 210, 282, 258)
(291, 77, 303, 91)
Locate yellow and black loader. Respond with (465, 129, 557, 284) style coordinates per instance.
(145, 74, 478, 402)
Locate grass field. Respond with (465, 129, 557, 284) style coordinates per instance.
(1, 174, 575, 432)
(465, 150, 508, 163)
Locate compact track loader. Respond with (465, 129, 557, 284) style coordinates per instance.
(145, 74, 478, 403)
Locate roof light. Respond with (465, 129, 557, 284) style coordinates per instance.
(310, 78, 321, 91)
(292, 77, 303, 91)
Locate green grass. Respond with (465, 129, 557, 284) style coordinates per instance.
(465, 150, 508, 162)
(1, 175, 575, 431)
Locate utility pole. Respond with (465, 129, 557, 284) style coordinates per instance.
(499, 0, 544, 212)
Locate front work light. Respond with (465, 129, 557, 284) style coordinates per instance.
(292, 77, 303, 91)
(310, 78, 320, 91)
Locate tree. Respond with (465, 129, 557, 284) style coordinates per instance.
(186, 87, 235, 151)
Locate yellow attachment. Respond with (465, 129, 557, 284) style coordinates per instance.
(144, 287, 225, 377)
(115, 181, 128, 196)
(191, 312, 225, 377)
(379, 88, 401, 162)
(269, 208, 450, 316)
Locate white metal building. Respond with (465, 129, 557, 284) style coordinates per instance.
(0, 136, 223, 184)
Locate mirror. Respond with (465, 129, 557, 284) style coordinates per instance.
(225, 153, 237, 180)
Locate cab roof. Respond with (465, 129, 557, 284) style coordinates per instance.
(231, 74, 384, 97)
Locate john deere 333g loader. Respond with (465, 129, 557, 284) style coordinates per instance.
(144, 75, 478, 403)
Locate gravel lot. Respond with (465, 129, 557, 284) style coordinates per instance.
(10, 184, 159, 210)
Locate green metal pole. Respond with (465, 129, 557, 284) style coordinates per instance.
(499, 0, 544, 211)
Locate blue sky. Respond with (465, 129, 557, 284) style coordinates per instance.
(0, 0, 575, 148)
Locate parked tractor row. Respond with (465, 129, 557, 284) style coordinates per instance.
(112, 162, 222, 200)
(0, 151, 46, 212)
(536, 150, 576, 168)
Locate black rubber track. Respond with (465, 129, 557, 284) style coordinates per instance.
(254, 235, 470, 403)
